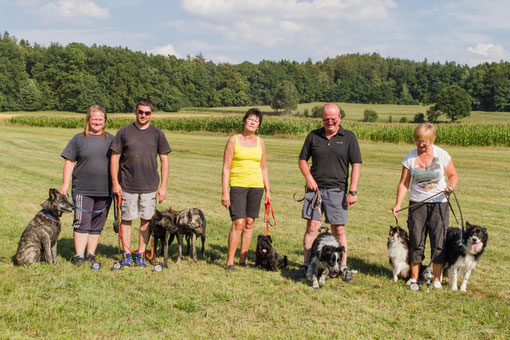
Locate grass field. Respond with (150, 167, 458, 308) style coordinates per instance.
(0, 125, 509, 338)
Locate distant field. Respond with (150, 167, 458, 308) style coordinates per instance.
(2, 102, 509, 124)
(0, 125, 508, 338)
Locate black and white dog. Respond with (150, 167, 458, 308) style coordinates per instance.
(255, 235, 287, 271)
(387, 226, 411, 282)
(306, 231, 345, 289)
(444, 222, 488, 291)
(15, 189, 73, 265)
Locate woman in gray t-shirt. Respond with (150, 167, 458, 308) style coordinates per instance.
(60, 105, 114, 266)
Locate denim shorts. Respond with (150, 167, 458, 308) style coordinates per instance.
(121, 191, 157, 221)
(302, 187, 348, 225)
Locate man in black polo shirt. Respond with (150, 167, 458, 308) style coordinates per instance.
(295, 103, 362, 281)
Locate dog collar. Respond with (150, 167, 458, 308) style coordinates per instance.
(42, 209, 58, 220)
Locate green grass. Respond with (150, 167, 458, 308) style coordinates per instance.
(0, 125, 509, 338)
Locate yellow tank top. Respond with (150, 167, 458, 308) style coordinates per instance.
(229, 135, 264, 188)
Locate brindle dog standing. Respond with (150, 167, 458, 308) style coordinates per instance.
(170, 208, 206, 263)
(148, 209, 178, 267)
(15, 189, 73, 265)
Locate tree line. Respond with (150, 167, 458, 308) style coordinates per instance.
(1, 32, 509, 113)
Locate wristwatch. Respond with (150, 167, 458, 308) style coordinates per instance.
(348, 190, 357, 196)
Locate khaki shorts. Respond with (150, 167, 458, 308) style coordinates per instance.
(121, 191, 157, 221)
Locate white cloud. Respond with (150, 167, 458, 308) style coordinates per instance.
(33, 0, 110, 25)
(467, 43, 510, 62)
(148, 44, 181, 58)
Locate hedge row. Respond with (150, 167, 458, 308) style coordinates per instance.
(8, 116, 510, 147)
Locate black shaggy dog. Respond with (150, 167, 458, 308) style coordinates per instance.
(15, 189, 73, 265)
(444, 222, 488, 291)
(255, 235, 287, 271)
(306, 231, 346, 289)
(387, 226, 411, 282)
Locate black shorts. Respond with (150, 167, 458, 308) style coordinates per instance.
(228, 187, 264, 221)
(407, 202, 449, 264)
(72, 195, 111, 235)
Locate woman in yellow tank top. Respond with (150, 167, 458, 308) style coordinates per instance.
(221, 108, 271, 271)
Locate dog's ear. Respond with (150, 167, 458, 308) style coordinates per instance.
(466, 221, 471, 227)
(49, 188, 59, 200)
(153, 210, 163, 221)
(267, 235, 272, 243)
(338, 246, 346, 253)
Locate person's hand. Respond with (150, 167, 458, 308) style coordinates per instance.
(59, 184, 69, 196)
(157, 187, 167, 203)
(392, 204, 400, 219)
(221, 192, 230, 208)
(444, 185, 455, 196)
(346, 192, 357, 207)
(113, 182, 123, 201)
(305, 176, 318, 191)
(265, 190, 272, 204)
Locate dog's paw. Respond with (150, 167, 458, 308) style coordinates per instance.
(460, 285, 467, 292)
(393, 275, 398, 282)
(451, 285, 458, 291)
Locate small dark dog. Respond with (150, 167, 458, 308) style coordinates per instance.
(387, 226, 411, 282)
(306, 231, 345, 289)
(15, 189, 73, 265)
(443, 222, 488, 291)
(255, 235, 287, 271)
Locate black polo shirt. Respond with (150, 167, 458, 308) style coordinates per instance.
(299, 126, 362, 190)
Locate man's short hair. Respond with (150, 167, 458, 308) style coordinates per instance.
(136, 99, 153, 112)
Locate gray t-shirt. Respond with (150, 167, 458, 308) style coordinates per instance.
(61, 132, 115, 197)
(110, 123, 171, 193)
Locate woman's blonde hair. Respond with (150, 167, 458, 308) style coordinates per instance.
(413, 123, 436, 144)
(83, 105, 107, 139)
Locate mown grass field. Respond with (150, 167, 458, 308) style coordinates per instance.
(0, 125, 509, 338)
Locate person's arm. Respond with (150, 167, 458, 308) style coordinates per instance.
(157, 153, 169, 203)
(221, 136, 235, 208)
(392, 166, 411, 219)
(59, 159, 75, 195)
(444, 159, 458, 195)
(260, 138, 271, 203)
(110, 151, 122, 201)
(298, 159, 318, 191)
(345, 163, 361, 206)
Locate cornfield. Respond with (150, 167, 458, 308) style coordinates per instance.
(8, 116, 510, 147)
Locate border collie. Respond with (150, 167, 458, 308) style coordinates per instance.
(306, 232, 345, 289)
(444, 222, 488, 291)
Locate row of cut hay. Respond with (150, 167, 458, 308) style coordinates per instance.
(8, 116, 510, 146)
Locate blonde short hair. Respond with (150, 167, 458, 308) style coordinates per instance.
(413, 123, 436, 144)
(83, 105, 107, 139)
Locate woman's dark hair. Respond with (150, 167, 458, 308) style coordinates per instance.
(242, 108, 263, 126)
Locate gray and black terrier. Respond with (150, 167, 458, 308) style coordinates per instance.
(15, 188, 73, 265)
(255, 235, 288, 271)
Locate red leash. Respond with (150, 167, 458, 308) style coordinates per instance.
(264, 201, 276, 236)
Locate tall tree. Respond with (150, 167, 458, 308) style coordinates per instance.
(433, 85, 472, 122)
(271, 80, 299, 112)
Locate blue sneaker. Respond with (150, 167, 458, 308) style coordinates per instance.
(135, 253, 147, 267)
(121, 253, 132, 267)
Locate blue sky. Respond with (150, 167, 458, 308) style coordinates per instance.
(1, 0, 509, 66)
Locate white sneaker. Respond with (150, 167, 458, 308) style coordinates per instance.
(432, 281, 442, 289)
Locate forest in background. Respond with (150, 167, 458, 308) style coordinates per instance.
(1, 32, 510, 113)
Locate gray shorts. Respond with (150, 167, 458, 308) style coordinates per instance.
(302, 187, 348, 225)
(121, 191, 157, 221)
